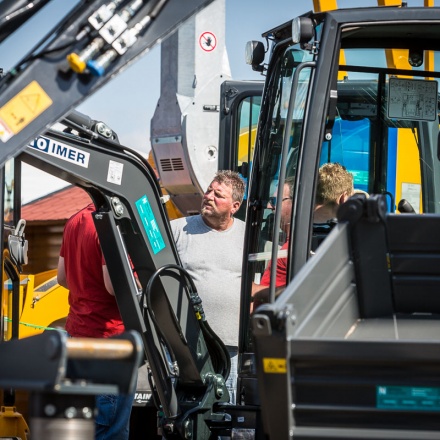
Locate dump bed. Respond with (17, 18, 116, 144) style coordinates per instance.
(253, 195, 440, 439)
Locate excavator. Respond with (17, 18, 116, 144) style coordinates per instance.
(241, 2, 440, 439)
(0, 1, 231, 439)
(2, 0, 440, 439)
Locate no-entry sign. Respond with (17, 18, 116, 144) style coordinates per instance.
(199, 32, 217, 52)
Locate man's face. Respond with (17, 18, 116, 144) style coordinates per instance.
(267, 183, 292, 232)
(201, 180, 239, 219)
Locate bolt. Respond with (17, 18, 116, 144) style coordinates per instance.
(112, 197, 124, 217)
(65, 407, 78, 419)
(96, 122, 112, 138)
(184, 420, 192, 439)
(44, 404, 56, 417)
(82, 407, 94, 419)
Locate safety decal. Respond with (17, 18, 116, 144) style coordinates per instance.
(107, 160, 124, 185)
(28, 136, 90, 168)
(135, 195, 166, 255)
(262, 358, 287, 374)
(199, 31, 217, 52)
(388, 77, 438, 121)
(0, 81, 53, 140)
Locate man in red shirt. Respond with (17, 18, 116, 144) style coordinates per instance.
(57, 203, 133, 440)
(257, 178, 293, 289)
(251, 163, 354, 309)
(251, 178, 293, 309)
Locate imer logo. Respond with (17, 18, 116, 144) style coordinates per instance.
(29, 136, 90, 168)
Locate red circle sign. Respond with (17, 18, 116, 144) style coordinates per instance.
(199, 32, 217, 52)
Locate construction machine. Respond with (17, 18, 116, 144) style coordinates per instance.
(238, 2, 440, 439)
(3, 1, 440, 439)
(0, 1, 232, 438)
(6, 110, 239, 439)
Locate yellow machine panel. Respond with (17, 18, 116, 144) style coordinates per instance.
(4, 269, 68, 340)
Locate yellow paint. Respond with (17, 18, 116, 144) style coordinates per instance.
(66, 53, 87, 73)
(385, 48, 411, 72)
(263, 357, 287, 373)
(0, 81, 52, 135)
(238, 126, 257, 165)
(0, 406, 29, 440)
(313, 0, 338, 12)
(4, 269, 69, 340)
(425, 50, 434, 80)
(395, 128, 422, 212)
(377, 0, 401, 5)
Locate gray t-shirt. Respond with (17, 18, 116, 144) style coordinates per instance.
(171, 215, 245, 346)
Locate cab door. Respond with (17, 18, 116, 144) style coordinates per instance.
(218, 80, 264, 220)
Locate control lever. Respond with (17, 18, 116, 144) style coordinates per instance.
(8, 219, 28, 272)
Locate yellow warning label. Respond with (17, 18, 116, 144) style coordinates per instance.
(263, 358, 287, 373)
(0, 81, 53, 135)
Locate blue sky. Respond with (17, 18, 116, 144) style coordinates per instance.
(0, 0, 432, 201)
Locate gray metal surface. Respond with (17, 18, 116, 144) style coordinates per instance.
(151, 0, 230, 216)
(253, 203, 440, 439)
(266, 222, 358, 339)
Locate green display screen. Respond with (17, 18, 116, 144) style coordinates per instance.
(135, 195, 165, 255)
(377, 385, 440, 411)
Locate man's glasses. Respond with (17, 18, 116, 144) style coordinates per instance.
(268, 196, 292, 207)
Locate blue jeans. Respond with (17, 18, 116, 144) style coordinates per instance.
(95, 393, 134, 440)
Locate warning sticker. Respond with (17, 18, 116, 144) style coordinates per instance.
(107, 160, 124, 185)
(199, 32, 217, 52)
(0, 81, 53, 138)
(263, 358, 287, 374)
(388, 77, 437, 121)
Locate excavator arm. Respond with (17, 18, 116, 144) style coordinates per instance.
(0, 2, 246, 437)
(0, 0, 214, 165)
(14, 112, 232, 438)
